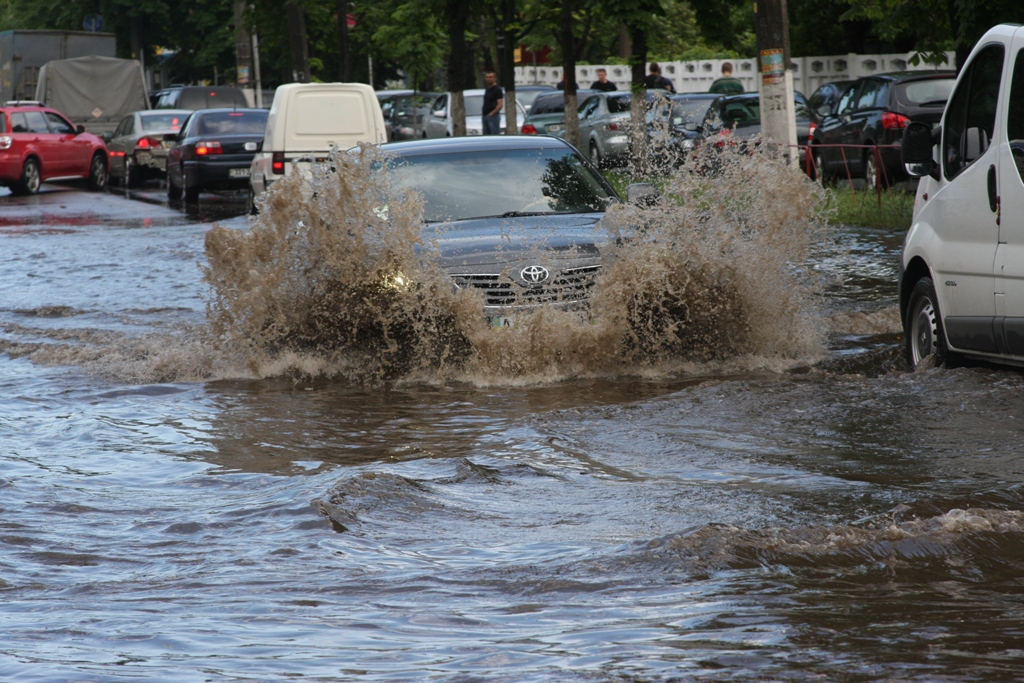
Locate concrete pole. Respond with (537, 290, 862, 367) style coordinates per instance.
(754, 0, 797, 162)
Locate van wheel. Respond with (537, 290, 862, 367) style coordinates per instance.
(87, 153, 108, 191)
(13, 157, 41, 195)
(905, 276, 957, 369)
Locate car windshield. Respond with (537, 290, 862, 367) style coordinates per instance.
(388, 148, 616, 222)
(140, 113, 186, 131)
(529, 94, 567, 115)
(898, 78, 955, 106)
(193, 110, 268, 136)
(516, 90, 550, 109)
(668, 99, 716, 128)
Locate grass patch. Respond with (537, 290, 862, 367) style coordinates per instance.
(822, 185, 915, 229)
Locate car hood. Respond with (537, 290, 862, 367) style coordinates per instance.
(424, 213, 607, 271)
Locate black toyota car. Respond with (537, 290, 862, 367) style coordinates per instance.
(165, 108, 269, 203)
(811, 72, 955, 188)
(380, 136, 630, 323)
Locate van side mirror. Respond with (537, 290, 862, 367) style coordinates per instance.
(902, 121, 939, 180)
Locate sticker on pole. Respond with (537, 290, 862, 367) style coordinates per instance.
(760, 49, 785, 85)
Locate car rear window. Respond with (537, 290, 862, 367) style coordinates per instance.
(193, 110, 269, 136)
(897, 78, 955, 106)
(608, 95, 631, 114)
(530, 95, 566, 115)
(141, 113, 185, 131)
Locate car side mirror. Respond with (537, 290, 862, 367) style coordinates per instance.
(76, 124, 86, 134)
(626, 182, 658, 207)
(433, 109, 446, 118)
(100, 130, 113, 142)
(816, 105, 832, 119)
(164, 132, 180, 143)
(902, 121, 939, 180)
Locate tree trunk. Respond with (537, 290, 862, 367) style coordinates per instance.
(561, 0, 579, 149)
(628, 25, 647, 174)
(337, 0, 351, 81)
(287, 3, 310, 83)
(445, 0, 469, 136)
(501, 0, 518, 134)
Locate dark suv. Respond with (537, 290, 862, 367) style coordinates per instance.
(0, 101, 108, 195)
(812, 72, 955, 188)
(152, 86, 250, 111)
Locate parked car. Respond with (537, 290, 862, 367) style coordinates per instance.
(152, 86, 249, 111)
(577, 90, 672, 167)
(813, 72, 955, 188)
(898, 23, 1024, 370)
(382, 135, 625, 322)
(0, 100, 107, 195)
(511, 85, 556, 113)
(106, 109, 190, 187)
(165, 108, 268, 204)
(520, 90, 596, 138)
(378, 90, 439, 141)
(422, 89, 527, 137)
(699, 92, 816, 148)
(249, 83, 386, 212)
(643, 93, 720, 166)
(807, 80, 853, 119)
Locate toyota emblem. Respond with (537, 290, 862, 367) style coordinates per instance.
(520, 265, 549, 284)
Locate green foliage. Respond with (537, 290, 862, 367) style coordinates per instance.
(369, 1, 446, 88)
(822, 185, 914, 228)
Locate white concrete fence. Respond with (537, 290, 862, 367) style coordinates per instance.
(514, 52, 956, 95)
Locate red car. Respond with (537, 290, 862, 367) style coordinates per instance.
(0, 101, 108, 195)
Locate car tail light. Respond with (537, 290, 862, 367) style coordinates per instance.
(0, 135, 11, 150)
(272, 151, 285, 174)
(808, 121, 817, 143)
(607, 122, 619, 131)
(136, 136, 161, 150)
(195, 140, 223, 155)
(522, 124, 538, 135)
(881, 112, 910, 129)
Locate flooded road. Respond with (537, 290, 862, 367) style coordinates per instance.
(2, 182, 1024, 682)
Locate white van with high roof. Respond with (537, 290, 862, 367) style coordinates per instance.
(248, 82, 386, 212)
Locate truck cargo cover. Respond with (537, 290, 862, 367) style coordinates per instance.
(35, 55, 148, 131)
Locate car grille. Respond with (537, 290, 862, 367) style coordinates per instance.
(451, 266, 601, 307)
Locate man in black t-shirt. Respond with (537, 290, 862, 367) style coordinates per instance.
(590, 68, 617, 92)
(482, 71, 504, 135)
(643, 62, 675, 93)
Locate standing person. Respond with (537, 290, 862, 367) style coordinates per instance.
(643, 62, 675, 93)
(709, 62, 745, 95)
(589, 68, 617, 92)
(482, 70, 504, 135)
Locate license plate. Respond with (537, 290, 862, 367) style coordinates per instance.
(488, 315, 513, 329)
(229, 168, 250, 177)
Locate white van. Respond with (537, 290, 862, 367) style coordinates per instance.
(899, 23, 1024, 369)
(248, 82, 386, 210)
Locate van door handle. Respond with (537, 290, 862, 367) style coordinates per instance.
(987, 164, 997, 212)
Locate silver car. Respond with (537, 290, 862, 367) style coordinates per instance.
(577, 90, 670, 167)
(422, 89, 527, 138)
(106, 109, 191, 187)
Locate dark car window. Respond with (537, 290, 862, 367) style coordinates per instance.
(389, 147, 615, 222)
(607, 95, 631, 114)
(140, 113, 185, 131)
(10, 112, 28, 132)
(836, 85, 858, 115)
(670, 99, 715, 128)
(191, 111, 268, 136)
(0, 113, 6, 134)
(114, 116, 132, 138)
(26, 112, 50, 134)
(432, 95, 447, 113)
(943, 44, 1004, 180)
(874, 81, 892, 108)
(855, 80, 880, 110)
(530, 94, 567, 115)
(898, 78, 955, 106)
(579, 97, 599, 119)
(1008, 48, 1024, 184)
(45, 113, 76, 135)
(157, 91, 179, 108)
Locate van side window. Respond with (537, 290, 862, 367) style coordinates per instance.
(943, 44, 1004, 180)
(1008, 47, 1024, 185)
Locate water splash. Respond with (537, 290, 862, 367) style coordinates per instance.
(199, 143, 830, 384)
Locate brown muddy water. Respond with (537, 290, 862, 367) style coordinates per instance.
(1, 160, 1023, 683)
